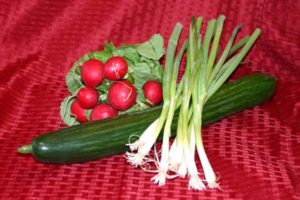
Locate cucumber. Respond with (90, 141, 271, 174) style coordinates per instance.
(19, 73, 276, 164)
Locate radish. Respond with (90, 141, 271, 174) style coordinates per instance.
(90, 104, 118, 121)
(77, 87, 99, 109)
(81, 59, 104, 87)
(108, 80, 137, 111)
(142, 80, 163, 106)
(70, 100, 88, 123)
(104, 56, 128, 80)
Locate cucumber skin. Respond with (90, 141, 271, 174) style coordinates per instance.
(32, 73, 276, 164)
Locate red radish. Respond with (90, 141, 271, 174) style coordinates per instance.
(90, 104, 118, 121)
(81, 59, 104, 87)
(108, 80, 137, 111)
(70, 100, 88, 123)
(104, 56, 128, 80)
(142, 80, 163, 106)
(77, 87, 99, 109)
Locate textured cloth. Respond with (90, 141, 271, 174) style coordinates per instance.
(0, 0, 300, 199)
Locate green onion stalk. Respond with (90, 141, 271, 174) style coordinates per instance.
(191, 16, 261, 188)
(126, 24, 184, 169)
(168, 17, 208, 190)
(126, 15, 261, 190)
(151, 40, 188, 186)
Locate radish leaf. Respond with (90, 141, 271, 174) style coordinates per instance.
(137, 34, 164, 60)
(60, 96, 79, 126)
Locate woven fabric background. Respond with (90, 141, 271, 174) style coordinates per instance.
(0, 0, 299, 199)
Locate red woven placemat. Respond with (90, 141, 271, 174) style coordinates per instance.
(0, 0, 299, 199)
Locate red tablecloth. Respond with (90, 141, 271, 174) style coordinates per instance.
(1, 0, 299, 199)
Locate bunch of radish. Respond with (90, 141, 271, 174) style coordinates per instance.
(70, 56, 163, 123)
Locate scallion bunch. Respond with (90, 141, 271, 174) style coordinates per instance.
(126, 15, 261, 190)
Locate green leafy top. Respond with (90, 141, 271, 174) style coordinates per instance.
(136, 34, 164, 60)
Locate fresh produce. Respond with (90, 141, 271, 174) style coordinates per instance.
(77, 87, 99, 109)
(81, 59, 105, 87)
(142, 80, 163, 106)
(104, 56, 128, 80)
(126, 15, 261, 190)
(90, 104, 118, 121)
(108, 80, 137, 111)
(17, 15, 275, 192)
(70, 100, 88, 123)
(61, 34, 165, 126)
(18, 73, 276, 163)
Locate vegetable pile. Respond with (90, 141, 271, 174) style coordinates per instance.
(60, 35, 165, 125)
(17, 14, 274, 193)
(126, 15, 261, 190)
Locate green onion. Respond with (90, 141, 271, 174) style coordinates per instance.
(228, 35, 250, 56)
(207, 24, 241, 87)
(126, 23, 184, 170)
(206, 15, 225, 82)
(207, 28, 261, 98)
(126, 15, 261, 190)
(152, 40, 188, 185)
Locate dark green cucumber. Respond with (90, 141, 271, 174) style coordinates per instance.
(19, 73, 276, 164)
